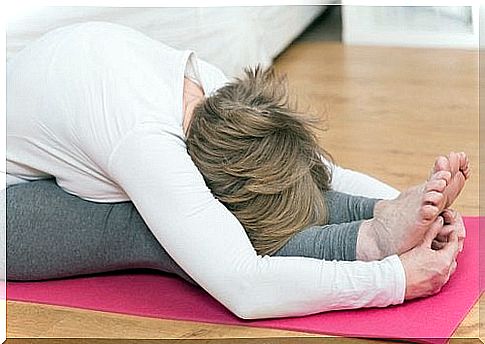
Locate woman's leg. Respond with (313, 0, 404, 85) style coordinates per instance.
(6, 179, 195, 284)
(325, 190, 379, 224)
(7, 181, 379, 282)
(275, 221, 362, 261)
(273, 191, 381, 261)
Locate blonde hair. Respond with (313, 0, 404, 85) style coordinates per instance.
(186, 66, 332, 256)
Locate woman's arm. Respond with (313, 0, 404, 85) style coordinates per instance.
(107, 123, 406, 319)
(325, 160, 401, 200)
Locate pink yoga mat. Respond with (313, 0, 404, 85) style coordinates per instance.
(8, 217, 481, 343)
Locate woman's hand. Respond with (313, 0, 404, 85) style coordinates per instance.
(399, 218, 460, 300)
(431, 209, 466, 252)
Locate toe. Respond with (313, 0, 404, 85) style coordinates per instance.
(424, 191, 445, 208)
(426, 179, 447, 193)
(458, 152, 468, 168)
(430, 170, 452, 186)
(458, 152, 470, 174)
(433, 156, 450, 174)
(448, 152, 460, 175)
(460, 154, 471, 179)
(420, 204, 440, 221)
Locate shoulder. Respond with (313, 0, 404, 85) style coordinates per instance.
(196, 57, 230, 96)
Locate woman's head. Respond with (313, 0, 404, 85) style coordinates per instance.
(186, 66, 332, 256)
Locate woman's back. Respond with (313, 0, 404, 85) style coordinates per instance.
(8, 22, 199, 201)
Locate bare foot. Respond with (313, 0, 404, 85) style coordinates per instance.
(357, 170, 451, 261)
(433, 152, 470, 207)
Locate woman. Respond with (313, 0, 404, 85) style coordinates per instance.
(6, 22, 463, 319)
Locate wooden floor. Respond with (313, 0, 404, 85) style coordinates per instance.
(6, 42, 480, 343)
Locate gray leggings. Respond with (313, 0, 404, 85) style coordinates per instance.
(6, 179, 378, 284)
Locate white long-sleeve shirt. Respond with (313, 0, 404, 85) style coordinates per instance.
(6, 22, 405, 319)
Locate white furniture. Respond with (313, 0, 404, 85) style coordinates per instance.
(342, 6, 479, 49)
(7, 6, 326, 77)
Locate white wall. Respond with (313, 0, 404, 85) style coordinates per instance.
(342, 6, 479, 49)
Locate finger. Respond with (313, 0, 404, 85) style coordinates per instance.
(459, 238, 464, 253)
(450, 260, 457, 275)
(460, 222, 466, 240)
(441, 209, 456, 225)
(440, 231, 460, 262)
(422, 216, 444, 248)
(457, 226, 466, 242)
(443, 260, 457, 287)
(455, 213, 466, 239)
(448, 260, 458, 281)
(436, 223, 455, 238)
(432, 239, 446, 250)
(435, 233, 448, 243)
(448, 212, 466, 242)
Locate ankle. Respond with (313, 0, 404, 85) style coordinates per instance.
(356, 219, 391, 261)
(373, 200, 387, 214)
